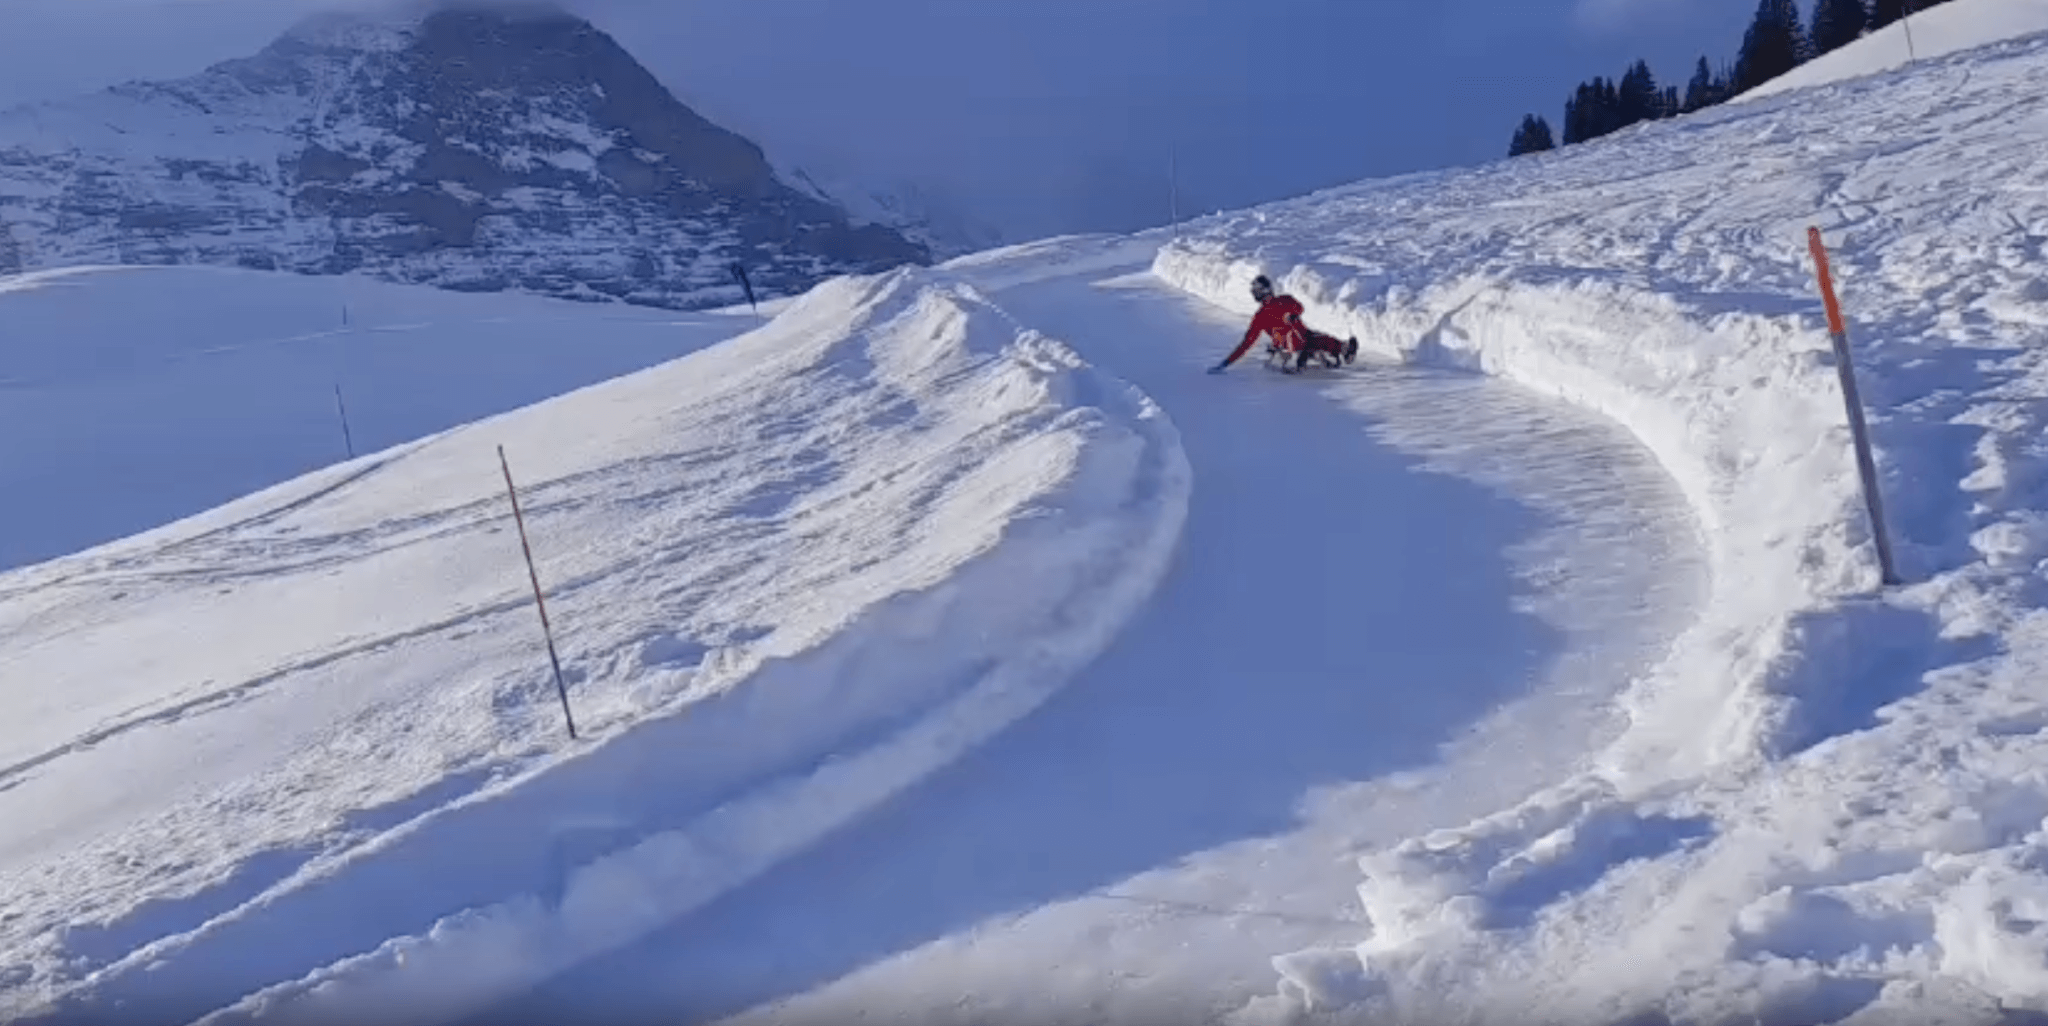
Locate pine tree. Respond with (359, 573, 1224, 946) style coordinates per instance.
(1732, 0, 1811, 94)
(1617, 59, 1661, 127)
(1564, 77, 1622, 144)
(1509, 114, 1556, 156)
(1811, 0, 1869, 53)
(1793, 0, 1819, 62)
(1682, 56, 1715, 111)
(1868, 0, 1907, 29)
(1563, 83, 1590, 144)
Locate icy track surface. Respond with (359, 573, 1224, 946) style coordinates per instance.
(479, 242, 1706, 1024)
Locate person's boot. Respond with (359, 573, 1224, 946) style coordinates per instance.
(1344, 337, 1359, 364)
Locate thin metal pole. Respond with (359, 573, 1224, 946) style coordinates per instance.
(334, 384, 356, 460)
(1169, 146, 1179, 235)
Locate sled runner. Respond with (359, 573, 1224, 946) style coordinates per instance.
(1263, 342, 1348, 373)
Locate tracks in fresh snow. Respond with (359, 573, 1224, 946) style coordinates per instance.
(488, 259, 1707, 1025)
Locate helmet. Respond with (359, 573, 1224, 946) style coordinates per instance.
(1249, 274, 1274, 303)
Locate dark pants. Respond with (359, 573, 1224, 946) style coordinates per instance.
(1293, 330, 1345, 367)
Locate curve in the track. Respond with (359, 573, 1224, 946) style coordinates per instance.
(479, 251, 1707, 1026)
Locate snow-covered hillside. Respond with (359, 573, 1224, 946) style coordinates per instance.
(1745, 0, 2048, 99)
(0, 260, 1188, 1024)
(7, 0, 2048, 1022)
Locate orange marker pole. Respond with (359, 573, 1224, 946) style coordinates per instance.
(1808, 226, 1901, 587)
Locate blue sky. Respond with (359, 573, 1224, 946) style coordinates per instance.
(0, 0, 1759, 240)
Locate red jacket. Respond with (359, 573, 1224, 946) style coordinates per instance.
(1220, 295, 1311, 367)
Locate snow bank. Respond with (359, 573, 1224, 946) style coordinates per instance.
(1744, 0, 2048, 101)
(1155, 14, 2048, 1021)
(2, 268, 1189, 1025)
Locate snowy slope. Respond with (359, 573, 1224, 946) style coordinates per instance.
(1153, 11, 2048, 1023)
(1745, 0, 2048, 100)
(0, 265, 1188, 1023)
(0, 265, 749, 571)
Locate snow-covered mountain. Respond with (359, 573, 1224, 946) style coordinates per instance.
(0, 4, 930, 309)
(773, 159, 1008, 260)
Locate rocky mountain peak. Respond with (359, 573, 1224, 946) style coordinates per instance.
(277, 6, 423, 53)
(0, 2, 929, 308)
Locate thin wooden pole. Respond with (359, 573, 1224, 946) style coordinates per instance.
(499, 445, 578, 738)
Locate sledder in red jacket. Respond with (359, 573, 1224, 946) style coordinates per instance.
(1209, 275, 1357, 373)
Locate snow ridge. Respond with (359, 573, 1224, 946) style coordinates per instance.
(1, 268, 1189, 1025)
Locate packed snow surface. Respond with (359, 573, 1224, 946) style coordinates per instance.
(7, 0, 2048, 1021)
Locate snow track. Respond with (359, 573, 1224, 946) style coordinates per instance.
(477, 242, 1707, 1024)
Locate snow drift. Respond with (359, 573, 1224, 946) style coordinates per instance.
(1156, 6, 2048, 1021)
(0, 266, 1189, 1025)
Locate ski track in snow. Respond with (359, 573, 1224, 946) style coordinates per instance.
(472, 250, 1705, 1024)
